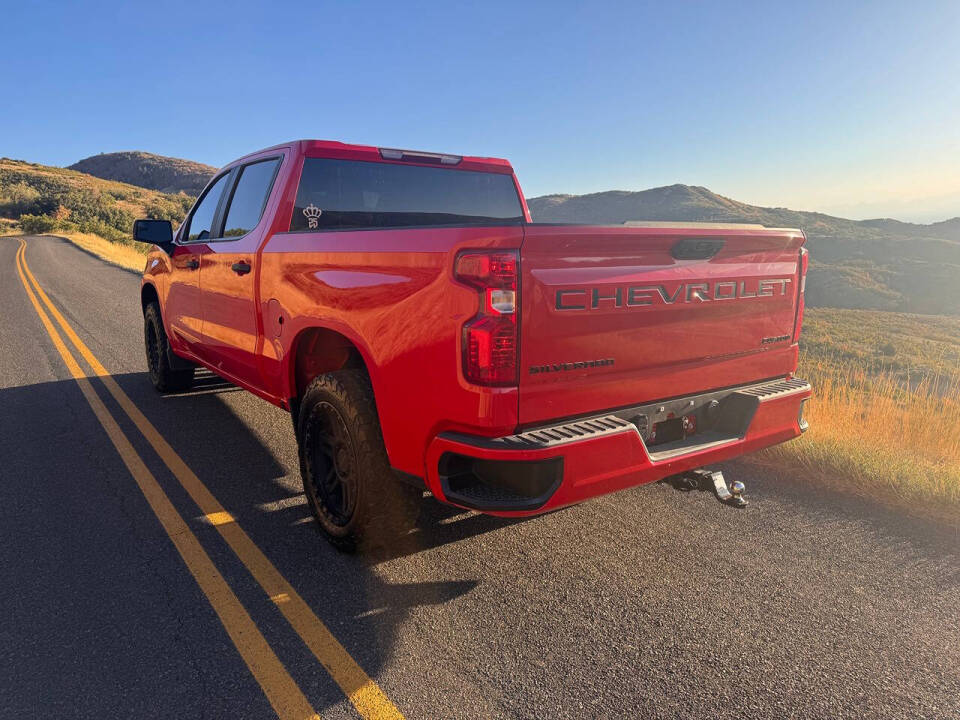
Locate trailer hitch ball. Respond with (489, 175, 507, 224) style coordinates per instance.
(687, 469, 749, 508)
(729, 480, 748, 508)
(677, 469, 749, 507)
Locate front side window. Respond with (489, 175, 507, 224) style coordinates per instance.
(222, 158, 281, 238)
(290, 158, 524, 231)
(186, 173, 229, 242)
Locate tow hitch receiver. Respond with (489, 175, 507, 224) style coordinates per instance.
(685, 469, 748, 508)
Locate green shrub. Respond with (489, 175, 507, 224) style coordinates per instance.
(18, 213, 58, 234)
(77, 218, 129, 244)
(1, 162, 195, 247)
(0, 181, 42, 216)
(1, 169, 137, 235)
(145, 198, 185, 223)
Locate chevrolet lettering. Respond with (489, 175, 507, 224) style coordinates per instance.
(555, 278, 793, 311)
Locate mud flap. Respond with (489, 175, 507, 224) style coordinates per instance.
(167, 346, 195, 371)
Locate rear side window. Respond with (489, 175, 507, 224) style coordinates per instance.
(186, 173, 229, 242)
(222, 158, 281, 238)
(289, 158, 523, 231)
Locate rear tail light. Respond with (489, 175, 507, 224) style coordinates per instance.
(455, 250, 518, 386)
(792, 246, 808, 343)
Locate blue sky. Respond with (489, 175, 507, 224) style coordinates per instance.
(3, 1, 958, 221)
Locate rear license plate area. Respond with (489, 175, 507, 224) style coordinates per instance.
(649, 417, 685, 446)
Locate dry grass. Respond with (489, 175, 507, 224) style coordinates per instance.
(1, 157, 193, 245)
(0, 157, 174, 220)
(801, 308, 960, 386)
(748, 355, 960, 523)
(56, 231, 149, 272)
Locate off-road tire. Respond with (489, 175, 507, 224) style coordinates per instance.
(297, 369, 420, 552)
(144, 302, 195, 393)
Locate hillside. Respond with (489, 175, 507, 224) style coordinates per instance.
(527, 185, 960, 240)
(69, 151, 216, 195)
(800, 308, 960, 385)
(4, 153, 958, 316)
(528, 186, 960, 316)
(0, 158, 192, 242)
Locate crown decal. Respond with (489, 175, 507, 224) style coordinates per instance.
(303, 203, 323, 228)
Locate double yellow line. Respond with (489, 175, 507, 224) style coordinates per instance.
(14, 239, 404, 720)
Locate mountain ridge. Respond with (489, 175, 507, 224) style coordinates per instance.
(68, 151, 217, 195)
(10, 148, 955, 315)
(527, 185, 959, 316)
(527, 184, 960, 240)
(62, 149, 960, 237)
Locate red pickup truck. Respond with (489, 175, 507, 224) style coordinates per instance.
(136, 139, 811, 550)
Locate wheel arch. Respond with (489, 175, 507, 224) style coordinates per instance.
(141, 282, 160, 313)
(287, 325, 375, 411)
(142, 281, 193, 372)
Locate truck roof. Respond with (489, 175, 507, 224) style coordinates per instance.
(230, 139, 515, 175)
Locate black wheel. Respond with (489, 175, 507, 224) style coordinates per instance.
(144, 302, 195, 393)
(297, 369, 420, 552)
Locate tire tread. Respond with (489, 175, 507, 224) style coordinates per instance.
(297, 369, 419, 551)
(144, 302, 194, 393)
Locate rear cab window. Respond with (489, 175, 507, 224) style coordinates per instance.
(289, 158, 523, 231)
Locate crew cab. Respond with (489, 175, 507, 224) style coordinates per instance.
(136, 139, 811, 550)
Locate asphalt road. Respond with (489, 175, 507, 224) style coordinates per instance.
(1, 234, 958, 720)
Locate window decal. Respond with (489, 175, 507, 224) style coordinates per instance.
(303, 203, 322, 229)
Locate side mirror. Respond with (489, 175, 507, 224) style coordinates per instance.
(133, 219, 174, 253)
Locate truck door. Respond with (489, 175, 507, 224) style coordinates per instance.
(199, 156, 282, 391)
(165, 172, 230, 356)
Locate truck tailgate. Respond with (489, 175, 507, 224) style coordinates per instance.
(518, 224, 805, 426)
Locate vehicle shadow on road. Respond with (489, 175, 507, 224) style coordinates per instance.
(7, 371, 958, 717)
(11, 370, 523, 707)
(366, 499, 539, 564)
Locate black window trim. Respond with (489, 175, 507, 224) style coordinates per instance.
(179, 155, 283, 245)
(207, 167, 239, 243)
(215, 155, 284, 243)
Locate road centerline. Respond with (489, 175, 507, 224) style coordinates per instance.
(18, 238, 405, 720)
(14, 239, 321, 720)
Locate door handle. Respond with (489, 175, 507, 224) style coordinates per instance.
(184, 258, 199, 270)
(231, 261, 252, 276)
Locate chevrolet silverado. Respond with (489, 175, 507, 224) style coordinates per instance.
(135, 140, 811, 550)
